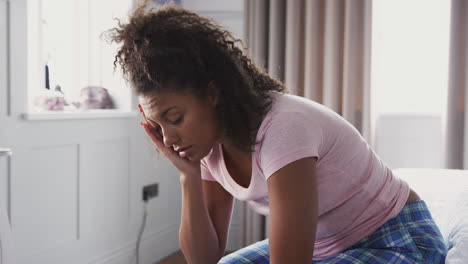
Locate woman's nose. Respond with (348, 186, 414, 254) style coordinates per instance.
(161, 128, 179, 148)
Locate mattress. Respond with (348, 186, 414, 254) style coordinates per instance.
(393, 168, 468, 264)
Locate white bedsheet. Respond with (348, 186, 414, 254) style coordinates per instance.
(393, 168, 468, 264)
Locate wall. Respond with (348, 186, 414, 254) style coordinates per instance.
(0, 0, 185, 263)
(0, 0, 245, 263)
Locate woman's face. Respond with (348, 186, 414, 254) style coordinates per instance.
(139, 89, 223, 161)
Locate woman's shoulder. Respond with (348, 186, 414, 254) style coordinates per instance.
(269, 92, 353, 129)
(262, 92, 329, 127)
(270, 92, 329, 114)
(255, 95, 326, 151)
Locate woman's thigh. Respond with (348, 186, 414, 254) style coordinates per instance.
(219, 245, 418, 264)
(219, 201, 447, 264)
(322, 200, 447, 264)
(316, 203, 447, 263)
(218, 243, 418, 264)
(218, 239, 270, 264)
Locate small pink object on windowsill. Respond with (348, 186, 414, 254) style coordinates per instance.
(33, 89, 66, 111)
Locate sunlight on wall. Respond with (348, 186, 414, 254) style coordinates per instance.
(371, 0, 451, 168)
(371, 0, 451, 115)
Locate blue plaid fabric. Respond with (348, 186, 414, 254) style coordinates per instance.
(219, 200, 447, 263)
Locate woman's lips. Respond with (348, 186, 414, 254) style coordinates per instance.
(178, 146, 192, 157)
(177, 146, 191, 152)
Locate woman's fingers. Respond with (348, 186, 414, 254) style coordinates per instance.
(138, 104, 150, 124)
(138, 104, 162, 144)
(140, 122, 163, 150)
(140, 122, 179, 159)
(138, 104, 185, 162)
(138, 111, 199, 175)
(138, 104, 170, 156)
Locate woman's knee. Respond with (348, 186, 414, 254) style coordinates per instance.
(218, 239, 270, 264)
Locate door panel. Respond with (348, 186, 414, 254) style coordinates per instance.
(0, 1, 16, 263)
(0, 0, 188, 263)
(0, 0, 8, 117)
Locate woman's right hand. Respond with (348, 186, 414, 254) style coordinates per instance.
(138, 106, 201, 178)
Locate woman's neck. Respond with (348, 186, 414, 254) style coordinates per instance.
(220, 139, 251, 163)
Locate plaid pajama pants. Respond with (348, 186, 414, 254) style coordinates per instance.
(219, 200, 447, 263)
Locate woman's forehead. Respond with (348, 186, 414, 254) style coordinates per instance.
(139, 92, 180, 107)
(138, 91, 195, 116)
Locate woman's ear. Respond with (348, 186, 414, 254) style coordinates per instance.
(207, 80, 219, 107)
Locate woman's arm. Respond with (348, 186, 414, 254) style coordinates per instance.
(179, 173, 234, 264)
(138, 115, 233, 263)
(267, 157, 318, 264)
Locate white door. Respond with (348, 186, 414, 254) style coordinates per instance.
(0, 0, 16, 264)
(0, 1, 154, 263)
(0, 149, 14, 264)
(0, 0, 16, 263)
(0, 0, 228, 263)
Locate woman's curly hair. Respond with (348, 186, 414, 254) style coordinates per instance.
(108, 2, 287, 153)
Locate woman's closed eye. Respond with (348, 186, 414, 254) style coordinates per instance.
(151, 117, 183, 133)
(170, 117, 183, 124)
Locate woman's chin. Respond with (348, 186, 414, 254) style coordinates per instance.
(190, 152, 202, 162)
(195, 146, 215, 161)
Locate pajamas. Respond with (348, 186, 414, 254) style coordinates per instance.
(219, 200, 447, 263)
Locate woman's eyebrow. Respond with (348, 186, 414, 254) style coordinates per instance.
(160, 106, 177, 118)
(147, 106, 178, 124)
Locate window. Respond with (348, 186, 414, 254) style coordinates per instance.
(371, 0, 451, 168)
(371, 0, 451, 116)
(28, 0, 134, 114)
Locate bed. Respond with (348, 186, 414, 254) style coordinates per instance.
(393, 168, 468, 263)
(1, 169, 467, 263)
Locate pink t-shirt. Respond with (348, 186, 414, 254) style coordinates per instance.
(200, 91, 410, 260)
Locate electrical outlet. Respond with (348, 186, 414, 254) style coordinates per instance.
(142, 183, 159, 202)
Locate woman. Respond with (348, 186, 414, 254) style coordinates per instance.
(110, 4, 447, 264)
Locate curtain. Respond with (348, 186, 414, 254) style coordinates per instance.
(238, 0, 270, 247)
(446, 0, 468, 170)
(240, 0, 372, 247)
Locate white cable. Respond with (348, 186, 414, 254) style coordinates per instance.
(0, 236, 3, 264)
(131, 201, 148, 264)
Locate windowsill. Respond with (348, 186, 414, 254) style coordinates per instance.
(23, 109, 138, 121)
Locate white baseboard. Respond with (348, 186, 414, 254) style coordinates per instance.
(86, 224, 180, 264)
